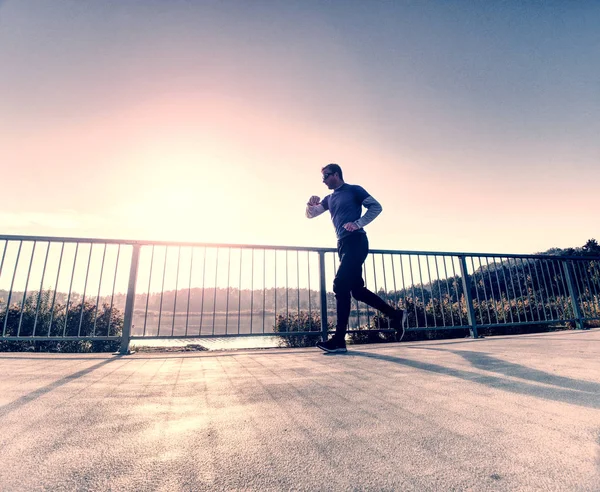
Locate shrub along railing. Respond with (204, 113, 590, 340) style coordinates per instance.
(1, 234, 598, 353)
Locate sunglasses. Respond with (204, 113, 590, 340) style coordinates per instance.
(322, 172, 334, 180)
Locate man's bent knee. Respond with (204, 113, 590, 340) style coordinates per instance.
(351, 287, 370, 302)
(333, 279, 351, 296)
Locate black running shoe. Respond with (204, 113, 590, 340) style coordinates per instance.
(316, 338, 347, 353)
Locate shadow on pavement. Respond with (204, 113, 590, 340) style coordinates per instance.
(350, 350, 600, 410)
(0, 357, 122, 418)
(428, 348, 600, 394)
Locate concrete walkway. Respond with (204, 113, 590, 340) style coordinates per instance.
(1, 329, 599, 491)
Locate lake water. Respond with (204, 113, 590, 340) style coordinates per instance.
(129, 336, 284, 351)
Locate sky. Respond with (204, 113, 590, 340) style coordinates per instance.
(1, 0, 599, 255)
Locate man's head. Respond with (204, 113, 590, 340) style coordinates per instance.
(321, 163, 344, 190)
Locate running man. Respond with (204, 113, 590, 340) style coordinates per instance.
(306, 163, 407, 353)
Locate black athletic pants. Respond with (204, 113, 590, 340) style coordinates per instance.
(333, 233, 396, 340)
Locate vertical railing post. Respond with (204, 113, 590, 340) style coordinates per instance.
(318, 250, 329, 342)
(562, 260, 585, 330)
(459, 255, 479, 338)
(118, 244, 141, 355)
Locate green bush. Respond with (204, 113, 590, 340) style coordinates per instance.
(273, 311, 332, 348)
(0, 290, 123, 353)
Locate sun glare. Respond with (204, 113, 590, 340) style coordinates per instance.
(115, 153, 258, 244)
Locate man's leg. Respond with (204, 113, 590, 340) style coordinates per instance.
(349, 237, 407, 338)
(332, 235, 369, 341)
(338, 235, 395, 316)
(316, 235, 365, 353)
(332, 276, 353, 342)
(351, 285, 396, 317)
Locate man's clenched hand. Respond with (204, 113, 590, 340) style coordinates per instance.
(307, 196, 321, 206)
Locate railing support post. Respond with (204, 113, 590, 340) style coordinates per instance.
(118, 244, 141, 355)
(459, 256, 479, 338)
(562, 260, 585, 330)
(318, 251, 329, 342)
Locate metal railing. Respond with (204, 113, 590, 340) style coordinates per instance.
(1, 234, 599, 354)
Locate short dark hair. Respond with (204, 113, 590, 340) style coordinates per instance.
(322, 163, 343, 181)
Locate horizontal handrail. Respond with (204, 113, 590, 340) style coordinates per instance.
(1, 234, 599, 261)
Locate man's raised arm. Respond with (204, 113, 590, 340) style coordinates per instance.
(306, 195, 325, 219)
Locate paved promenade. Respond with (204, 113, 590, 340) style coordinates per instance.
(1, 329, 599, 491)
